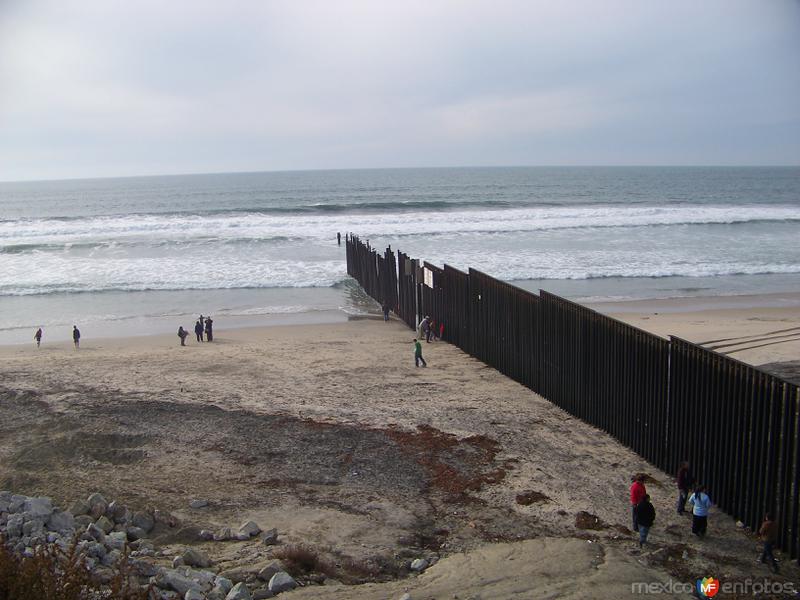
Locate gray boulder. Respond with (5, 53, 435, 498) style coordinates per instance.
(24, 497, 53, 519)
(238, 521, 261, 538)
(155, 569, 207, 596)
(410, 558, 429, 572)
(261, 528, 278, 546)
(87, 493, 108, 518)
(6, 514, 23, 538)
(127, 526, 148, 541)
(132, 511, 155, 533)
(182, 547, 212, 568)
(68, 499, 91, 516)
(189, 499, 209, 509)
(268, 572, 297, 594)
(214, 527, 232, 542)
(47, 509, 75, 532)
(253, 589, 274, 600)
(257, 561, 285, 582)
(106, 531, 128, 550)
(226, 582, 252, 600)
(74, 515, 94, 528)
(185, 591, 205, 600)
(96, 515, 115, 534)
(86, 522, 106, 542)
(214, 576, 233, 594)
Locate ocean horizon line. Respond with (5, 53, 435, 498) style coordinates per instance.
(2, 163, 799, 185)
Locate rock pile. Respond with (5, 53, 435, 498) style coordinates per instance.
(1, 490, 298, 600)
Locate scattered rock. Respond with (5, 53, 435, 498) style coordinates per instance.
(239, 521, 261, 538)
(127, 526, 148, 541)
(47, 509, 75, 532)
(132, 511, 155, 533)
(87, 493, 108, 519)
(257, 561, 285, 582)
(214, 527, 232, 542)
(173, 556, 185, 568)
(86, 522, 106, 542)
(185, 591, 205, 600)
(252, 588, 274, 600)
(190, 499, 209, 509)
(24, 497, 53, 518)
(68, 498, 91, 516)
(96, 515, 115, 534)
(182, 547, 212, 568)
(268, 572, 297, 594)
(399, 594, 412, 600)
(261, 528, 278, 546)
(410, 558, 429, 572)
(226, 582, 252, 600)
(106, 531, 128, 550)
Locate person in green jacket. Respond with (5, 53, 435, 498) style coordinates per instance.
(414, 338, 427, 367)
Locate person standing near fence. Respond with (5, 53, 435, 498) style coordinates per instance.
(629, 474, 647, 532)
(676, 461, 694, 515)
(688, 485, 712, 537)
(413, 338, 427, 367)
(635, 494, 656, 548)
(758, 513, 779, 573)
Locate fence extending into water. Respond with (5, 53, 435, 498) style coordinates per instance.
(345, 234, 800, 562)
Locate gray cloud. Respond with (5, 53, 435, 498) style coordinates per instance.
(0, 0, 798, 180)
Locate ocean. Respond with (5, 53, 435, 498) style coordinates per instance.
(1, 166, 799, 344)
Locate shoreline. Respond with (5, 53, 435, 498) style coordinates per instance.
(3, 291, 798, 367)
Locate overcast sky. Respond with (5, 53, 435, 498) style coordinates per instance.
(0, 1, 798, 181)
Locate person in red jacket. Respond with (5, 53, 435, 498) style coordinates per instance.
(630, 474, 647, 532)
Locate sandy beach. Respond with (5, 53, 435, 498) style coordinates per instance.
(1, 295, 798, 598)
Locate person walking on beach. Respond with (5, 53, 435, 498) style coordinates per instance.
(687, 485, 712, 537)
(72, 325, 81, 349)
(177, 326, 189, 346)
(34, 328, 42, 348)
(629, 474, 647, 532)
(205, 316, 214, 342)
(194, 319, 204, 342)
(676, 461, 694, 515)
(635, 494, 656, 548)
(413, 338, 427, 367)
(758, 513, 779, 573)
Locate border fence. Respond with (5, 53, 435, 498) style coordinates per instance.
(345, 233, 800, 562)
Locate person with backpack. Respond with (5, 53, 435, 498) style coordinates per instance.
(688, 485, 712, 537)
(635, 494, 656, 548)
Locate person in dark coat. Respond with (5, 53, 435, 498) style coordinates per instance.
(204, 316, 213, 342)
(635, 494, 656, 547)
(72, 325, 81, 349)
(194, 319, 204, 342)
(759, 513, 779, 573)
(177, 326, 189, 346)
(676, 461, 694, 514)
(34, 328, 42, 348)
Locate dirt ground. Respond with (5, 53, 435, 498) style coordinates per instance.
(0, 318, 797, 598)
